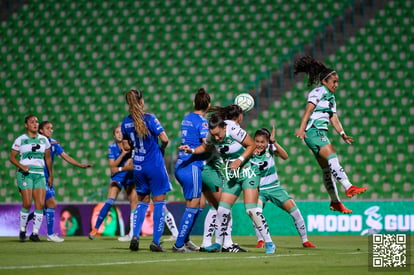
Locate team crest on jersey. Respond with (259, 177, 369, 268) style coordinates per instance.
(223, 137, 232, 144)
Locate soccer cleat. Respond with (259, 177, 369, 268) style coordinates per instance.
(222, 243, 247, 252)
(47, 234, 64, 243)
(184, 240, 200, 251)
(129, 237, 139, 251)
(118, 235, 131, 242)
(255, 240, 265, 248)
(201, 243, 221, 253)
(345, 185, 367, 198)
(19, 231, 26, 242)
(265, 242, 276, 254)
(330, 202, 352, 214)
(149, 241, 166, 252)
(29, 233, 41, 242)
(88, 228, 98, 240)
(172, 244, 194, 253)
(302, 241, 316, 248)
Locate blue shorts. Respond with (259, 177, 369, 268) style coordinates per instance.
(175, 164, 203, 200)
(111, 171, 134, 189)
(45, 184, 55, 201)
(134, 163, 171, 197)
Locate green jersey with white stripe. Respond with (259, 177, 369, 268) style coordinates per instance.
(206, 120, 246, 161)
(306, 85, 336, 131)
(250, 147, 280, 190)
(11, 133, 51, 174)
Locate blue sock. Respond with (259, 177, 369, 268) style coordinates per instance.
(184, 208, 202, 243)
(175, 207, 199, 248)
(133, 202, 149, 238)
(152, 201, 166, 245)
(95, 198, 115, 229)
(45, 208, 55, 235)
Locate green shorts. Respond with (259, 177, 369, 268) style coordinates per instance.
(17, 171, 47, 190)
(222, 164, 260, 197)
(202, 163, 224, 193)
(304, 127, 331, 155)
(259, 185, 291, 209)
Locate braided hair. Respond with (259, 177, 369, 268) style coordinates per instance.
(294, 56, 336, 87)
(125, 89, 149, 138)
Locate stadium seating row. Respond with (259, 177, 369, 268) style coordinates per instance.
(1, 0, 412, 202)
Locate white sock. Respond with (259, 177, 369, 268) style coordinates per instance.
(202, 208, 217, 247)
(164, 210, 178, 238)
(128, 210, 134, 237)
(328, 156, 352, 190)
(289, 208, 308, 243)
(215, 206, 231, 246)
(322, 167, 340, 202)
(33, 211, 44, 235)
(223, 213, 233, 248)
(20, 209, 29, 232)
(253, 222, 263, 241)
(247, 207, 272, 243)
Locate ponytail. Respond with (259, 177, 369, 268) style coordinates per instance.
(125, 89, 149, 138)
(294, 56, 336, 87)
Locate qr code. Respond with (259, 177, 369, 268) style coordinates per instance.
(370, 234, 409, 271)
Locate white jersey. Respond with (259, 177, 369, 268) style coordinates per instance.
(205, 120, 246, 161)
(306, 85, 337, 131)
(11, 133, 51, 174)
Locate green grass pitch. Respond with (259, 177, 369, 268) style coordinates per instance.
(0, 235, 412, 274)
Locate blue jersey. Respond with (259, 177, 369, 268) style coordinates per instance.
(44, 138, 64, 182)
(108, 142, 130, 167)
(108, 142, 133, 186)
(44, 138, 64, 200)
(121, 113, 165, 166)
(176, 112, 209, 169)
(121, 113, 171, 197)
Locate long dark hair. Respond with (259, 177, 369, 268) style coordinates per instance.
(194, 88, 211, 111)
(24, 114, 36, 123)
(294, 56, 336, 87)
(208, 113, 227, 130)
(254, 128, 271, 140)
(39, 121, 51, 133)
(208, 104, 243, 121)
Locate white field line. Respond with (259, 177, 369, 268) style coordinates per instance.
(0, 254, 314, 270)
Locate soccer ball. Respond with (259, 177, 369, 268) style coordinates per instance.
(234, 93, 255, 112)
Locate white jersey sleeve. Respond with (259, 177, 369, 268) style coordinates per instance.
(307, 87, 323, 106)
(225, 120, 247, 143)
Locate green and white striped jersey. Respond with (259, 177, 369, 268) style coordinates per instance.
(306, 85, 336, 131)
(11, 133, 51, 174)
(206, 120, 246, 161)
(250, 147, 280, 190)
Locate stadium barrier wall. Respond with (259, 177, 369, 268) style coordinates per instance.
(1, 201, 413, 237)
